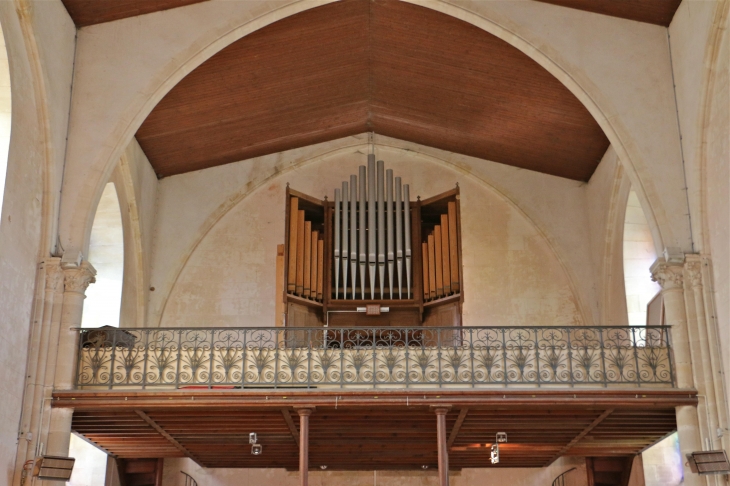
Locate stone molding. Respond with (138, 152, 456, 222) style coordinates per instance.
(650, 260, 684, 291)
(63, 261, 97, 295)
(44, 259, 64, 292)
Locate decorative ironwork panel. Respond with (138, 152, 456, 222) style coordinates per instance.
(75, 326, 675, 389)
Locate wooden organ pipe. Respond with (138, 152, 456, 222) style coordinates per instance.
(310, 229, 318, 299)
(334, 189, 341, 299)
(428, 233, 436, 300)
(434, 225, 444, 298)
(422, 242, 430, 300)
(296, 210, 305, 295)
(317, 238, 324, 300)
(350, 174, 357, 300)
(367, 156, 376, 299)
(395, 177, 403, 299)
(448, 201, 460, 293)
(358, 166, 367, 300)
(403, 184, 411, 300)
(377, 160, 385, 299)
(287, 197, 299, 293)
(441, 214, 451, 295)
(303, 221, 312, 298)
(341, 182, 349, 300)
(386, 169, 394, 299)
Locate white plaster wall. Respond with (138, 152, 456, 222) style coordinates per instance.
(57, 0, 694, 265)
(159, 144, 582, 328)
(68, 434, 107, 486)
(149, 135, 597, 328)
(163, 456, 586, 486)
(0, 0, 75, 481)
(584, 147, 631, 325)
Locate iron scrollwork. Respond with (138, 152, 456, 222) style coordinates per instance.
(76, 326, 675, 390)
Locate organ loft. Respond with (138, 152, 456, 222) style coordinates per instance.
(282, 154, 463, 330)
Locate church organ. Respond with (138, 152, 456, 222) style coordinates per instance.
(282, 155, 463, 330)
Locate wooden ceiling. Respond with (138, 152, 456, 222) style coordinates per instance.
(58, 389, 692, 470)
(60, 0, 682, 28)
(60, 0, 210, 27)
(135, 0, 609, 180)
(534, 0, 682, 27)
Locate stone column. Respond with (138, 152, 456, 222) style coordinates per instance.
(46, 261, 95, 459)
(297, 408, 313, 486)
(651, 259, 705, 486)
(433, 406, 451, 486)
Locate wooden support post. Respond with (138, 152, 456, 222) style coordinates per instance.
(433, 406, 451, 486)
(297, 408, 313, 486)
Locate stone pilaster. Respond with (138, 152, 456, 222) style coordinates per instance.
(651, 258, 705, 486)
(45, 260, 95, 461)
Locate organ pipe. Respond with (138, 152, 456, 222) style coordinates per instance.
(395, 178, 404, 299)
(377, 160, 385, 299)
(403, 184, 411, 300)
(341, 182, 349, 299)
(358, 166, 366, 300)
(386, 169, 394, 299)
(334, 189, 341, 300)
(367, 156, 376, 299)
(350, 175, 357, 300)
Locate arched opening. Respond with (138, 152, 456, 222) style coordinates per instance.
(623, 189, 661, 326)
(0, 21, 11, 217)
(81, 182, 124, 328)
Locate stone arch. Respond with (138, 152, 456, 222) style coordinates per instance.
(59, 0, 686, 267)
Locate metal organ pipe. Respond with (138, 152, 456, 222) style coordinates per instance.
(403, 184, 412, 300)
(377, 160, 385, 299)
(395, 177, 403, 299)
(350, 175, 357, 300)
(386, 169, 394, 299)
(367, 156, 376, 299)
(358, 166, 367, 300)
(334, 162, 414, 301)
(341, 182, 349, 299)
(334, 188, 341, 300)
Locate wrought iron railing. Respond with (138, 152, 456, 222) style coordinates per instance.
(75, 326, 674, 389)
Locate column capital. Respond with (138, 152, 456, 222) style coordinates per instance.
(63, 261, 97, 295)
(650, 260, 684, 291)
(43, 258, 64, 292)
(295, 407, 315, 417)
(430, 405, 452, 415)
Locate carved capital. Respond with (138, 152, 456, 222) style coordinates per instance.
(63, 261, 97, 295)
(685, 261, 703, 288)
(43, 259, 64, 292)
(650, 261, 684, 291)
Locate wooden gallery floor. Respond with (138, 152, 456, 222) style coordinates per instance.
(53, 389, 695, 470)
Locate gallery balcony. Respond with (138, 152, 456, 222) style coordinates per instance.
(53, 325, 695, 470)
(72, 325, 676, 390)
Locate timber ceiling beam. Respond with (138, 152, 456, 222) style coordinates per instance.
(135, 410, 204, 467)
(447, 408, 469, 448)
(282, 409, 300, 447)
(544, 408, 614, 466)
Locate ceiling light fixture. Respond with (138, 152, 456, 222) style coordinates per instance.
(250, 432, 262, 455)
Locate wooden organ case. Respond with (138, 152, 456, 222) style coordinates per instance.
(282, 156, 463, 331)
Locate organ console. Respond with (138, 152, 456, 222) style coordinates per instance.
(282, 156, 463, 330)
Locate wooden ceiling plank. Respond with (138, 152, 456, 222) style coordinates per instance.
(61, 0, 211, 27)
(282, 409, 300, 448)
(134, 410, 205, 467)
(543, 408, 615, 466)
